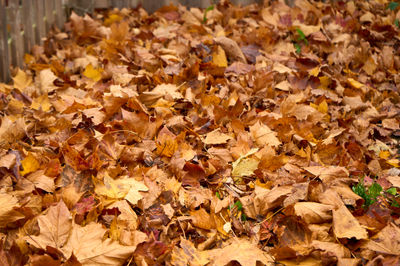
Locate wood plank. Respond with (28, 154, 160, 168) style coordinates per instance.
(22, 0, 35, 54)
(0, 0, 10, 82)
(8, 1, 24, 69)
(35, 0, 46, 45)
(54, 0, 63, 29)
(44, 0, 55, 32)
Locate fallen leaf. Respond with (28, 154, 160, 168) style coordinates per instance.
(203, 129, 232, 145)
(171, 237, 210, 266)
(83, 64, 103, 82)
(249, 121, 281, 147)
(332, 204, 368, 240)
(62, 223, 136, 265)
(12, 68, 33, 92)
(20, 152, 40, 176)
(294, 202, 332, 224)
(214, 36, 247, 63)
(361, 223, 400, 255)
(0, 193, 24, 228)
(208, 238, 274, 266)
(28, 200, 72, 250)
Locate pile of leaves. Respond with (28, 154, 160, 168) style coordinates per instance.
(0, 0, 400, 265)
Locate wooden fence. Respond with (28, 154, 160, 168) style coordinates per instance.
(0, 0, 261, 83)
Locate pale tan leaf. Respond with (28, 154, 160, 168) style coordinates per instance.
(249, 121, 281, 147)
(214, 36, 247, 63)
(294, 202, 332, 224)
(62, 223, 136, 266)
(0, 193, 24, 228)
(208, 238, 274, 266)
(28, 200, 72, 250)
(203, 129, 232, 145)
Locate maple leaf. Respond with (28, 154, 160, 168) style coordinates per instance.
(62, 223, 136, 266)
(83, 63, 103, 82)
(212, 46, 228, 67)
(28, 200, 72, 250)
(94, 174, 148, 205)
(203, 128, 232, 145)
(12, 68, 33, 92)
(361, 223, 400, 255)
(231, 148, 259, 181)
(30, 94, 52, 112)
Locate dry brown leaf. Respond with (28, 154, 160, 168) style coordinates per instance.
(171, 237, 209, 266)
(214, 36, 247, 63)
(203, 129, 232, 145)
(0, 193, 24, 228)
(312, 240, 351, 258)
(361, 223, 400, 255)
(332, 204, 368, 240)
(294, 202, 332, 224)
(190, 208, 216, 230)
(208, 238, 274, 266)
(28, 200, 72, 250)
(62, 223, 136, 266)
(249, 121, 281, 147)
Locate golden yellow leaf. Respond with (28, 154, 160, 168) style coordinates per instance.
(309, 66, 320, 77)
(347, 78, 364, 89)
(83, 63, 103, 82)
(387, 159, 399, 168)
(311, 100, 328, 114)
(31, 94, 52, 112)
(319, 76, 331, 89)
(20, 153, 40, 176)
(12, 68, 33, 91)
(212, 46, 228, 67)
(94, 174, 148, 205)
(379, 150, 390, 159)
(104, 14, 123, 26)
